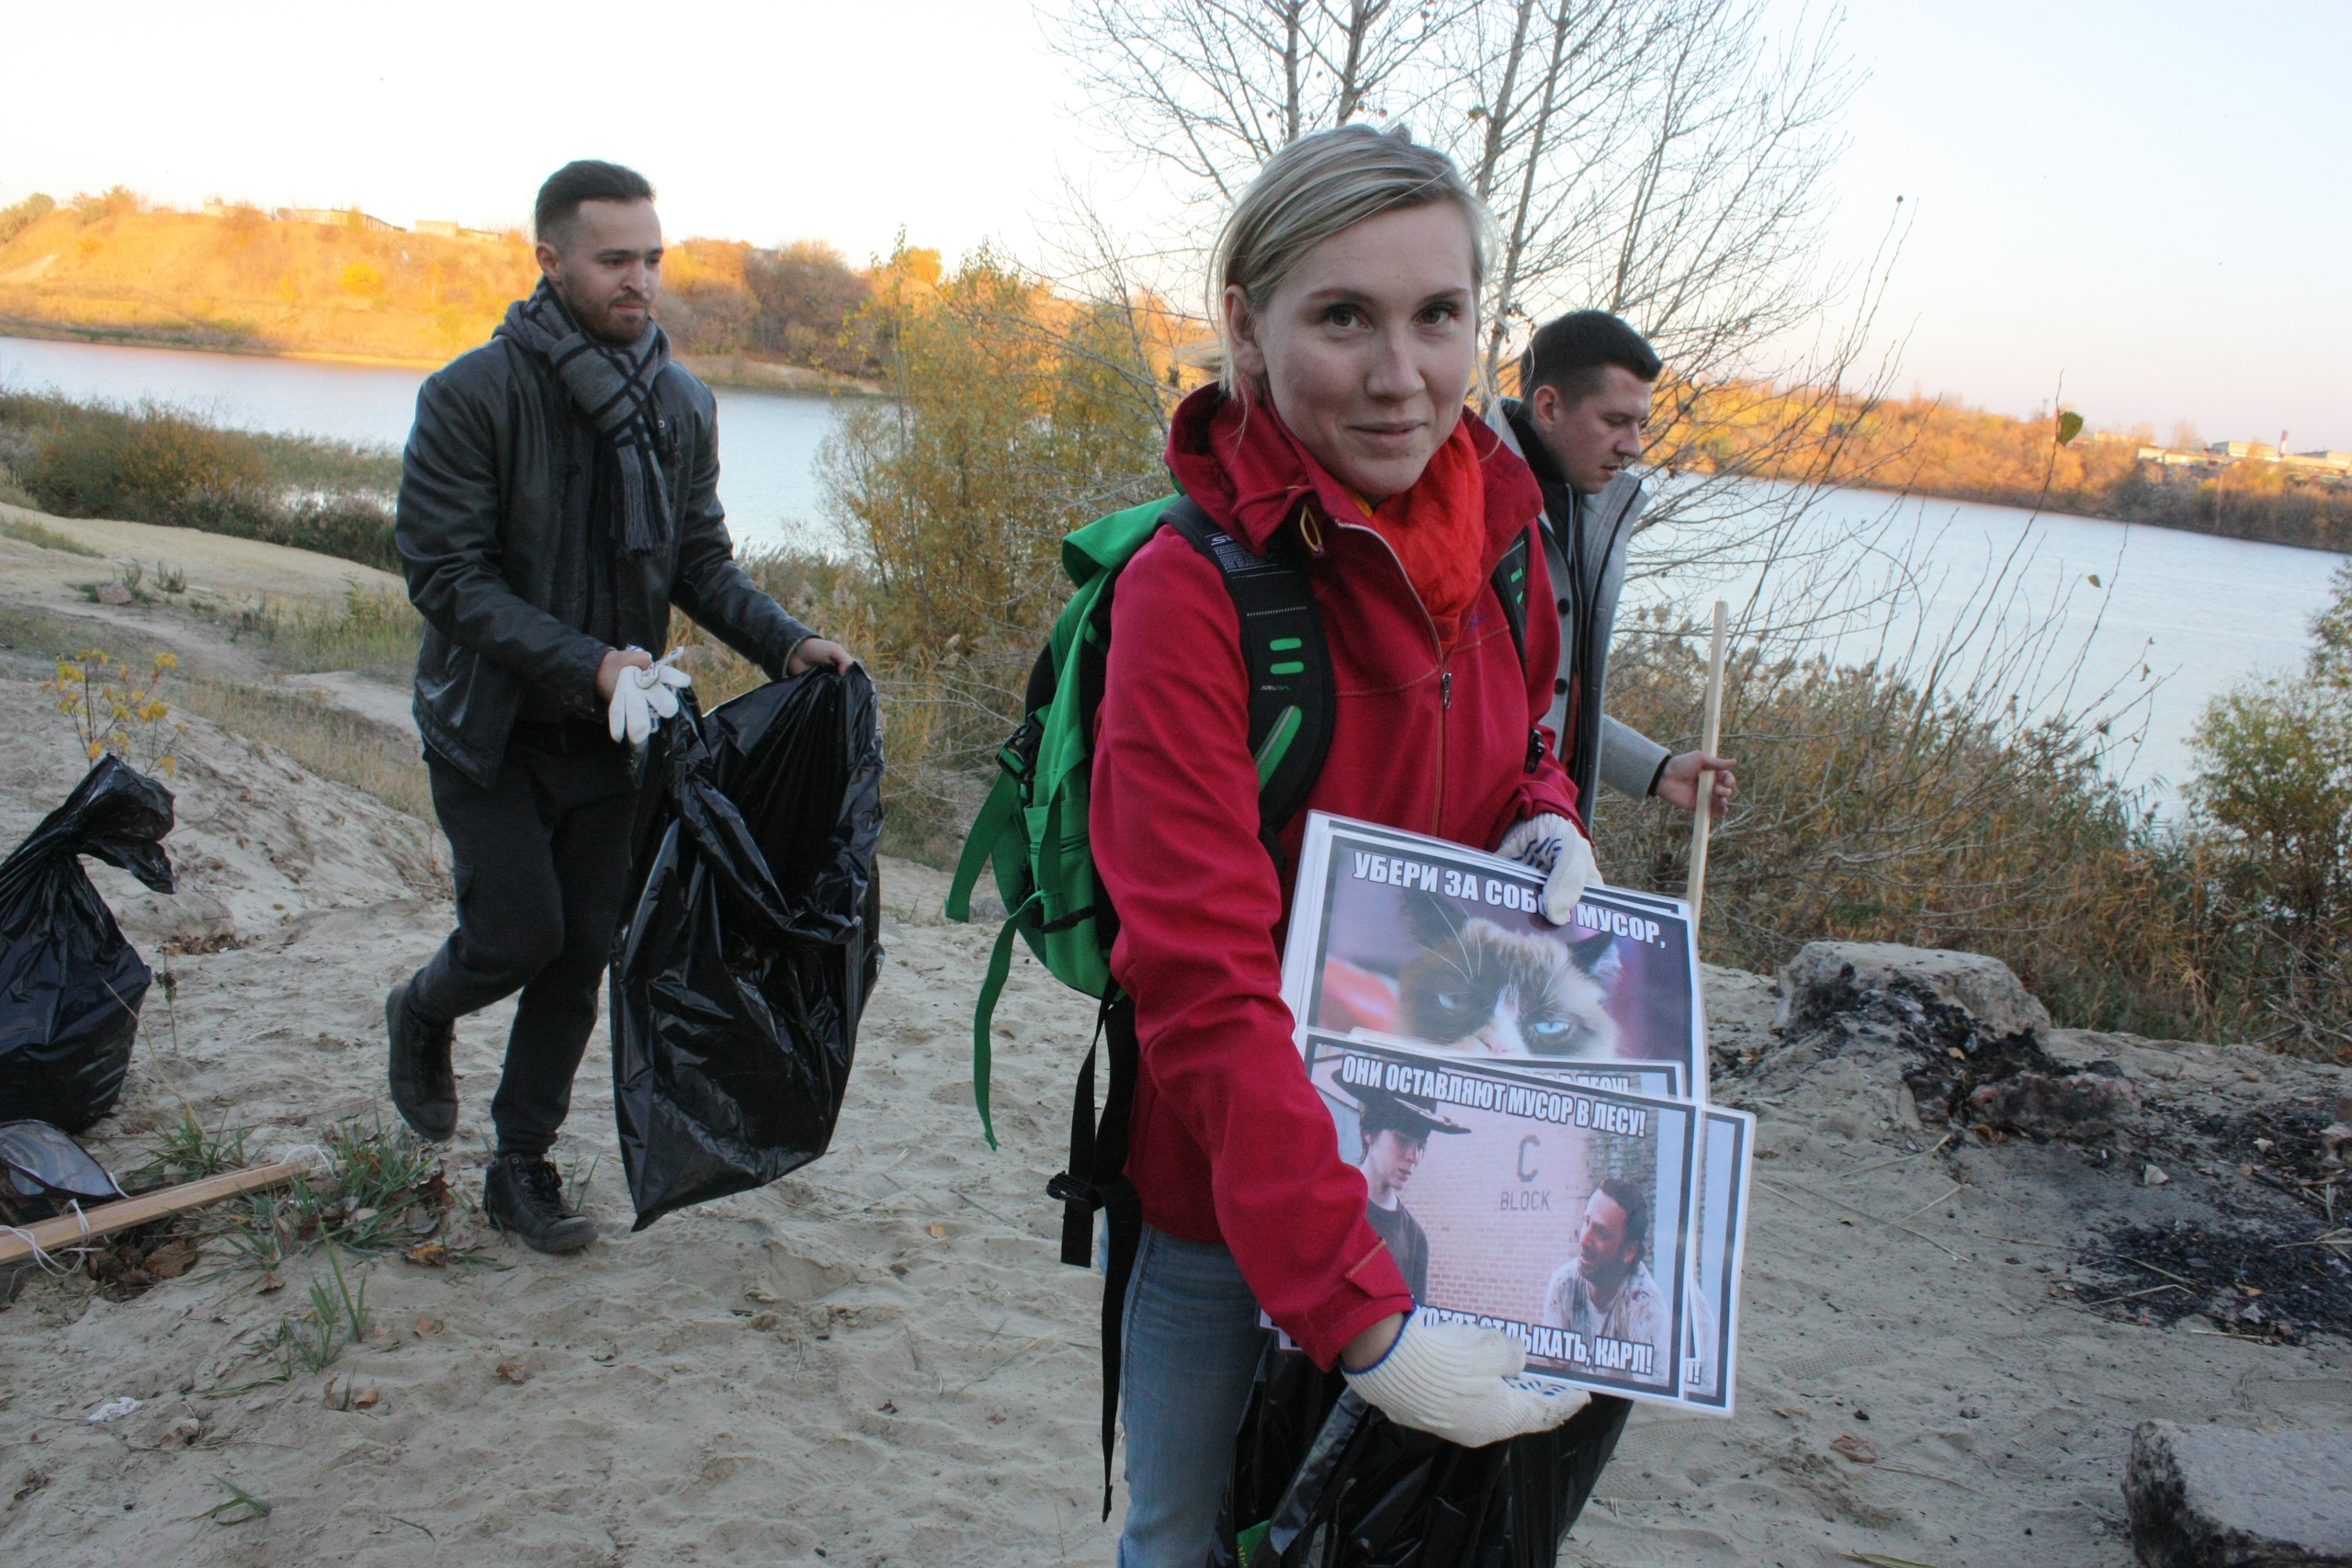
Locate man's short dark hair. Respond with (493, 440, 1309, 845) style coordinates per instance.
(1597, 1176, 1649, 1265)
(1521, 310, 1662, 406)
(535, 160, 655, 244)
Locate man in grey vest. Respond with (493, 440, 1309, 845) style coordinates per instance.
(1488, 311, 1735, 825)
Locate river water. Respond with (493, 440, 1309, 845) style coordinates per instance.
(3, 333, 2335, 804)
(0, 334, 844, 545)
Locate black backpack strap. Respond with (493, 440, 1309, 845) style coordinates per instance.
(1044, 992, 1142, 1518)
(1160, 496, 1337, 841)
(1049, 497, 1337, 1522)
(1490, 525, 1532, 670)
(1489, 525, 1550, 773)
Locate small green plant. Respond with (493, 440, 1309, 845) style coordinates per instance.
(126, 1104, 248, 1189)
(274, 1292, 345, 1374)
(212, 1116, 459, 1271)
(196, 1478, 271, 1527)
(311, 1235, 370, 1345)
(259, 1238, 370, 1378)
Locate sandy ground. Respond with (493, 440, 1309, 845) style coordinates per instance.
(0, 501, 418, 739)
(1, 501, 406, 616)
(0, 517, 2346, 1567)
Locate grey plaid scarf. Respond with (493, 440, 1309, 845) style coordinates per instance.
(496, 278, 674, 556)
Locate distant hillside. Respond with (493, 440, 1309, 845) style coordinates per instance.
(0, 189, 880, 388)
(1661, 382, 2352, 554)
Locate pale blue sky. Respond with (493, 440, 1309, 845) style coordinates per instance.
(5, 0, 2343, 446)
(1814, 1, 2349, 449)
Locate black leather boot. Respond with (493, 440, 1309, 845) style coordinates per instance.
(385, 977, 458, 1142)
(483, 1154, 596, 1254)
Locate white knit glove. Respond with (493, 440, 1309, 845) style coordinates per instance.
(1495, 812, 1599, 924)
(1343, 1312, 1589, 1449)
(606, 648, 693, 744)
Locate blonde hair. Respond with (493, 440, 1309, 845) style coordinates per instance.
(1211, 124, 1494, 397)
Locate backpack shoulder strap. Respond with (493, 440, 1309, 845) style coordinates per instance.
(1159, 496, 1336, 837)
(1490, 524, 1532, 671)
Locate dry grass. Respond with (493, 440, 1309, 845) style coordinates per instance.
(176, 676, 430, 820)
(215, 585, 420, 674)
(0, 593, 430, 822)
(2, 513, 103, 556)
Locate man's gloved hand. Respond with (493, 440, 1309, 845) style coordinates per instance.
(606, 648, 694, 745)
(1343, 1311, 1589, 1449)
(1496, 811, 1599, 924)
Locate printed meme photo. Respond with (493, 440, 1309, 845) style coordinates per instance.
(1680, 1108, 1755, 1412)
(1282, 814, 1705, 1100)
(1305, 1033, 1722, 1410)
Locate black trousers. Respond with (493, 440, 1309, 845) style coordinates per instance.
(409, 728, 637, 1160)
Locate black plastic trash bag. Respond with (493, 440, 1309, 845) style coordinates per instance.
(0, 757, 175, 1134)
(1216, 1346, 1630, 1568)
(610, 667, 882, 1230)
(0, 1118, 126, 1225)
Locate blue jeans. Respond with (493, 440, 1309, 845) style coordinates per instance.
(1116, 1225, 1272, 1567)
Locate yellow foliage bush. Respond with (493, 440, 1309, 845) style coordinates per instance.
(45, 648, 186, 775)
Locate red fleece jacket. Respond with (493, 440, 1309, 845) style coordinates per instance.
(1089, 387, 1581, 1368)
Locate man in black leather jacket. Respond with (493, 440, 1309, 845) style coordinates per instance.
(387, 160, 851, 1252)
(1487, 310, 1735, 829)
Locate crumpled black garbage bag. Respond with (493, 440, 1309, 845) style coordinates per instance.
(1214, 1346, 1631, 1568)
(0, 758, 175, 1134)
(0, 1118, 126, 1225)
(610, 667, 883, 1230)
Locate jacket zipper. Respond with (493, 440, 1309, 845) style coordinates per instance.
(1331, 519, 1453, 833)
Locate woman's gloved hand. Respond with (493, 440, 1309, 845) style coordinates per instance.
(1495, 811, 1599, 924)
(1342, 1311, 1589, 1448)
(606, 648, 694, 745)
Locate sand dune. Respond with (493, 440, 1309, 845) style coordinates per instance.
(0, 524, 2346, 1565)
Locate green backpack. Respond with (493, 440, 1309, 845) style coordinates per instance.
(944, 493, 1342, 1149)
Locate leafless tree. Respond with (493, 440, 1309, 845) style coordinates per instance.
(1047, 0, 1892, 588)
(1054, 0, 1468, 205)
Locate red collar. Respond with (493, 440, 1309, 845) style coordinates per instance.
(1163, 384, 1541, 572)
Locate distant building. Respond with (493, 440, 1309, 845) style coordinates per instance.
(414, 220, 506, 243)
(2286, 450, 2352, 475)
(277, 207, 404, 232)
(2209, 441, 2279, 461)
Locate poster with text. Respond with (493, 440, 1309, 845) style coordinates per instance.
(1283, 813, 1706, 1100)
(1308, 1033, 1731, 1412)
(1679, 1108, 1753, 1411)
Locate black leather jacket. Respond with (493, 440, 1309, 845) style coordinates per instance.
(396, 335, 813, 785)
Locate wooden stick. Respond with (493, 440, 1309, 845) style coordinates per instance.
(1684, 600, 1730, 918)
(0, 1162, 299, 1267)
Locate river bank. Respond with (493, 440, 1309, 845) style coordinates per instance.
(0, 317, 880, 397)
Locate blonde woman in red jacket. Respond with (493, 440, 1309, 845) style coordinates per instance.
(1091, 124, 1621, 1564)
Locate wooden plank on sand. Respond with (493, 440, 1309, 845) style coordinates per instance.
(0, 1162, 299, 1266)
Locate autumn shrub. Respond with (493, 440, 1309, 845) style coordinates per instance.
(0, 391, 400, 570)
(2172, 563, 2352, 1054)
(0, 192, 54, 246)
(806, 245, 1174, 849)
(1592, 609, 2201, 1031)
(15, 399, 268, 518)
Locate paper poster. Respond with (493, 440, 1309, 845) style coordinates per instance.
(1307, 1032, 1733, 1412)
(1679, 1108, 1753, 1412)
(1281, 813, 1707, 1100)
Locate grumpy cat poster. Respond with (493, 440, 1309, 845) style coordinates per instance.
(1282, 813, 1705, 1097)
